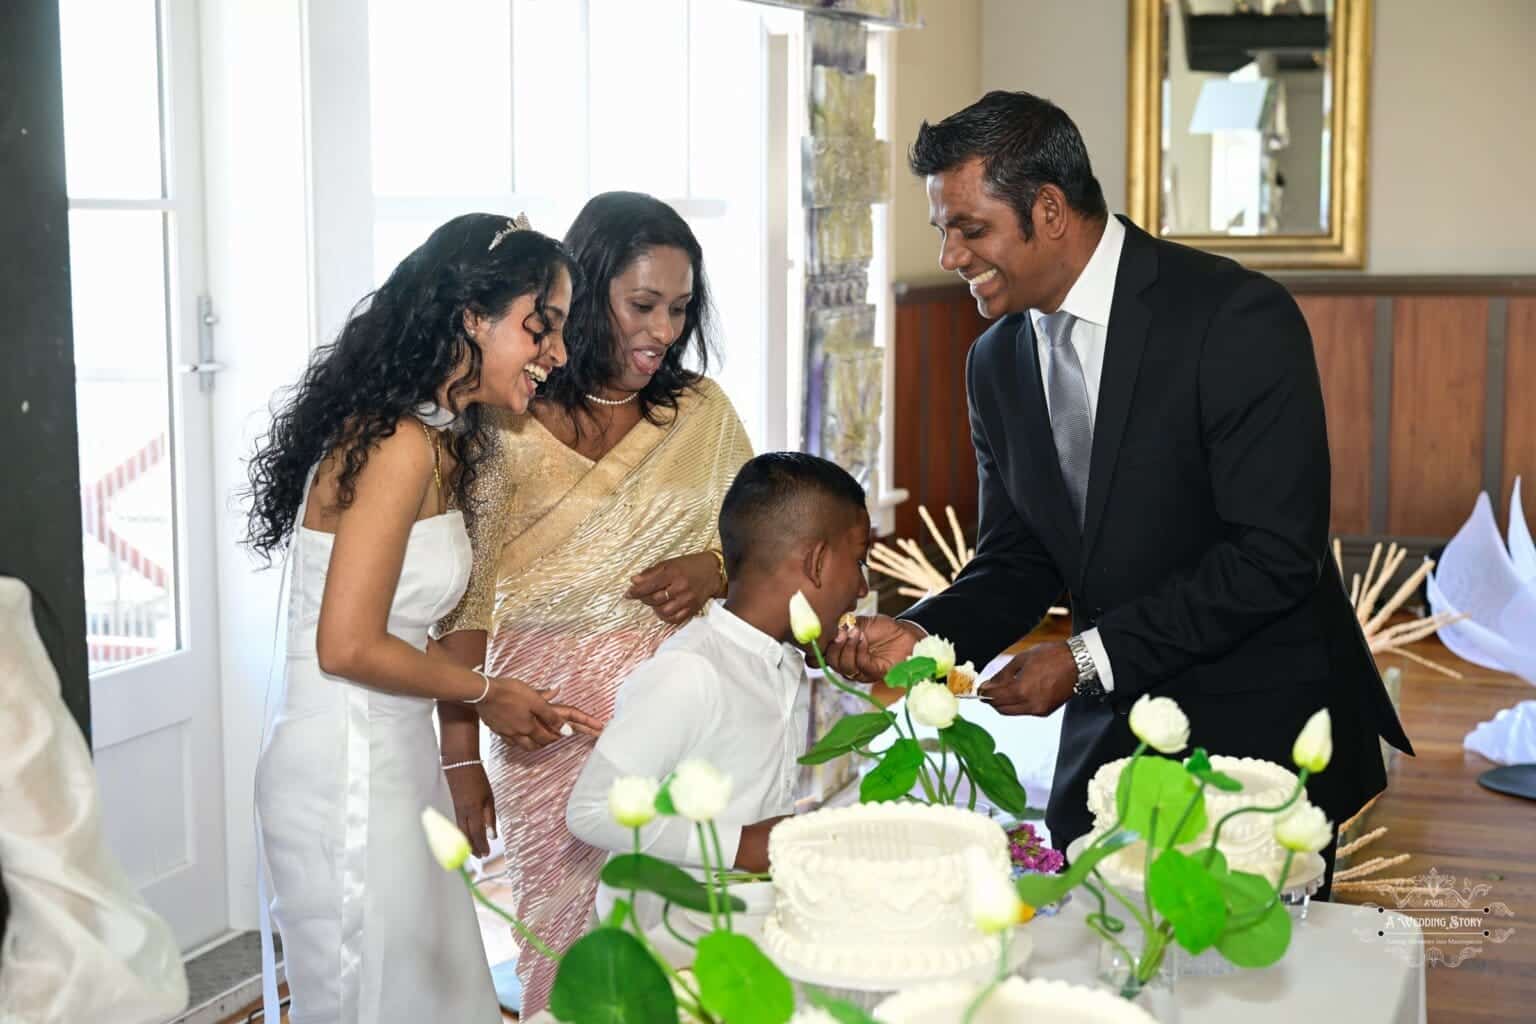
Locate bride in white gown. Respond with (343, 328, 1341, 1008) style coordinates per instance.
(247, 214, 603, 1024)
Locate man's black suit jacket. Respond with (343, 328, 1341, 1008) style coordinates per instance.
(904, 217, 1412, 847)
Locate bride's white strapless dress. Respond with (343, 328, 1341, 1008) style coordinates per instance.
(254, 501, 500, 1023)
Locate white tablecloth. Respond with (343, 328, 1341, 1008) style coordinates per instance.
(1028, 899, 1425, 1024)
(524, 899, 1424, 1024)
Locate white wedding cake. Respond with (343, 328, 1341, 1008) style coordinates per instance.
(875, 977, 1159, 1024)
(1085, 754, 1300, 884)
(760, 802, 1009, 983)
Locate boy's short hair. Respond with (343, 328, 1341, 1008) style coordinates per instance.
(719, 453, 867, 577)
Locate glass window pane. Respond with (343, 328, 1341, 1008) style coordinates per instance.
(71, 210, 179, 673)
(512, 0, 587, 198)
(686, 0, 763, 200)
(588, 0, 689, 198)
(369, 0, 512, 197)
(373, 217, 445, 286)
(58, 0, 165, 199)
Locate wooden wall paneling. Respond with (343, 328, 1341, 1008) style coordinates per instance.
(894, 279, 1535, 549)
(1502, 296, 1536, 525)
(892, 301, 924, 540)
(1387, 297, 1490, 537)
(890, 291, 983, 544)
(920, 300, 957, 533)
(945, 300, 981, 534)
(1296, 295, 1376, 535)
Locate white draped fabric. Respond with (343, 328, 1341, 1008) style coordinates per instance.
(0, 576, 188, 1024)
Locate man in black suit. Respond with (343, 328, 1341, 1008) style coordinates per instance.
(827, 92, 1410, 894)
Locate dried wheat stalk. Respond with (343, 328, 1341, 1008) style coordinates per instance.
(875, 505, 1064, 613)
(1333, 853, 1412, 883)
(1334, 540, 1466, 678)
(1337, 825, 1390, 859)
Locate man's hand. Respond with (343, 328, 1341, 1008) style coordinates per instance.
(821, 615, 925, 683)
(733, 815, 790, 873)
(978, 641, 1078, 716)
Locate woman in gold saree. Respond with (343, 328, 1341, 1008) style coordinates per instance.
(435, 192, 753, 1016)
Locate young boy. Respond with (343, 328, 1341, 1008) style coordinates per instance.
(565, 452, 872, 926)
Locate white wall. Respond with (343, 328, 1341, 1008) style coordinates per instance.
(981, 0, 1127, 215)
(980, 0, 1536, 274)
(1368, 0, 1536, 272)
(889, 0, 984, 286)
(201, 0, 315, 932)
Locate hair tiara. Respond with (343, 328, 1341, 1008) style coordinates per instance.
(487, 212, 534, 252)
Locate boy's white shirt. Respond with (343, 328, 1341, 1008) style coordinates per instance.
(565, 599, 810, 929)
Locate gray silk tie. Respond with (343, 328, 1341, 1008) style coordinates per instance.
(1041, 311, 1093, 529)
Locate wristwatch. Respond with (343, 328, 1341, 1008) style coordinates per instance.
(1066, 634, 1106, 701)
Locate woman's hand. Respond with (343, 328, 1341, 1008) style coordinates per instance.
(443, 763, 498, 858)
(627, 551, 723, 624)
(476, 677, 605, 752)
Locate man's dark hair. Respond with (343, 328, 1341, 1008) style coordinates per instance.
(909, 90, 1108, 239)
(719, 453, 867, 577)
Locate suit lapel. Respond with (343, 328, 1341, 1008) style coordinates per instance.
(1079, 219, 1159, 577)
(1013, 316, 1082, 573)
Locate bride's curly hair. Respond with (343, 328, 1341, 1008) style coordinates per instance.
(244, 213, 574, 561)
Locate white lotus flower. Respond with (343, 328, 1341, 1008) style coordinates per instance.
(1128, 694, 1190, 754)
(1292, 708, 1333, 773)
(964, 846, 1023, 934)
(421, 807, 471, 871)
(670, 759, 732, 823)
(912, 634, 957, 678)
(1274, 801, 1333, 854)
(608, 776, 660, 828)
(908, 680, 960, 730)
(789, 591, 821, 645)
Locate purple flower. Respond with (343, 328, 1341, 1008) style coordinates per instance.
(1005, 823, 1064, 875)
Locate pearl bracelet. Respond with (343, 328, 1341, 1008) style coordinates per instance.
(442, 759, 482, 771)
(465, 668, 492, 705)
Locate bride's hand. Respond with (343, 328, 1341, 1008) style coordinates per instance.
(475, 677, 605, 751)
(627, 552, 722, 624)
(443, 763, 497, 858)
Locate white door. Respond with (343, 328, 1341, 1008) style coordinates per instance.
(61, 0, 228, 950)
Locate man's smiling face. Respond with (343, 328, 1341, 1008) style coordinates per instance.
(927, 156, 1052, 319)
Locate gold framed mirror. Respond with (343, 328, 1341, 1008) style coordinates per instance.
(1127, 0, 1371, 268)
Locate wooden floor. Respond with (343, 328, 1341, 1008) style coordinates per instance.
(226, 624, 1533, 1024)
(1335, 639, 1536, 1023)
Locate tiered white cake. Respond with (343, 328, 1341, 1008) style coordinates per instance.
(760, 802, 1009, 983)
(1085, 754, 1301, 884)
(874, 977, 1160, 1024)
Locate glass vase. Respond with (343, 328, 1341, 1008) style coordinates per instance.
(1096, 937, 1180, 1022)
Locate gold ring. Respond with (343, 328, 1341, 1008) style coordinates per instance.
(663, 588, 671, 602)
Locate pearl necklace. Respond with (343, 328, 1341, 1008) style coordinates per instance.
(585, 390, 639, 406)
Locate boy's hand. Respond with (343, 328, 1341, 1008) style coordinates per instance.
(733, 815, 791, 873)
(628, 552, 721, 624)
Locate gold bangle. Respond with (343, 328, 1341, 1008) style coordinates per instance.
(708, 548, 728, 596)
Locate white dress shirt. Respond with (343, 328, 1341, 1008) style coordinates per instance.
(566, 600, 809, 928)
(1028, 214, 1126, 691)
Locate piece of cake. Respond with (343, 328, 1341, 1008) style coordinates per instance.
(1084, 754, 1301, 885)
(760, 803, 1009, 983)
(875, 977, 1159, 1023)
(946, 659, 978, 696)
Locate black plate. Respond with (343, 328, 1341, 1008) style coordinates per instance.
(1477, 763, 1536, 801)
